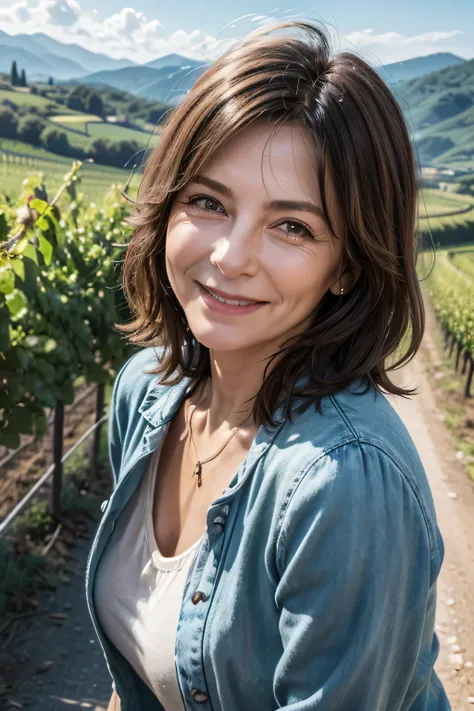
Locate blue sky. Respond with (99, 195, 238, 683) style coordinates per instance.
(0, 0, 472, 65)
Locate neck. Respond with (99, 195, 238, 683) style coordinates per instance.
(194, 345, 280, 432)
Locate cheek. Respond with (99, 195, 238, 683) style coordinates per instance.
(166, 224, 202, 278)
(263, 244, 333, 306)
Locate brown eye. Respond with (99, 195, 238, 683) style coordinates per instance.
(185, 196, 225, 213)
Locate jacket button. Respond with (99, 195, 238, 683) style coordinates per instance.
(192, 688, 208, 703)
(192, 591, 208, 605)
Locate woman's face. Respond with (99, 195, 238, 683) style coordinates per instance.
(166, 120, 346, 355)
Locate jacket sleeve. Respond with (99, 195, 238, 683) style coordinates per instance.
(273, 440, 435, 710)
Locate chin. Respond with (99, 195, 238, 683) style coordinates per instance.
(188, 325, 258, 353)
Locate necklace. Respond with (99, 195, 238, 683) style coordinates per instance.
(187, 391, 252, 488)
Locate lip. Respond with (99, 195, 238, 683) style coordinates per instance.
(200, 283, 266, 304)
(197, 282, 267, 316)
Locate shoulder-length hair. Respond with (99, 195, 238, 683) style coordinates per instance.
(117, 18, 424, 427)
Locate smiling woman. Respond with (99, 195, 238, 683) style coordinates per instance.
(86, 17, 451, 711)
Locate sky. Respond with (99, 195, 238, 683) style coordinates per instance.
(0, 0, 472, 66)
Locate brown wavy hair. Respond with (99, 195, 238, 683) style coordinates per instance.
(116, 18, 424, 427)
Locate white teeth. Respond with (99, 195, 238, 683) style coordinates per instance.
(207, 290, 256, 306)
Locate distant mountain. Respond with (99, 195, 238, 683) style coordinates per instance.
(145, 53, 206, 72)
(376, 52, 465, 85)
(0, 29, 136, 80)
(0, 40, 87, 80)
(73, 56, 210, 105)
(25, 32, 136, 74)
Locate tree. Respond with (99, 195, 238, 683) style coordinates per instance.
(20, 69, 27, 87)
(0, 107, 18, 139)
(86, 92, 104, 117)
(48, 76, 54, 86)
(66, 85, 91, 112)
(17, 115, 46, 145)
(10, 61, 19, 87)
(41, 126, 70, 155)
(30, 85, 38, 95)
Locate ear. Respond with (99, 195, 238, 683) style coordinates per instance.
(328, 266, 360, 297)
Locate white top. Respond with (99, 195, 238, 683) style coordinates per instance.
(94, 446, 204, 710)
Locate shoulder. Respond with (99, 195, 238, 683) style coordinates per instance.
(271, 382, 444, 584)
(112, 346, 164, 408)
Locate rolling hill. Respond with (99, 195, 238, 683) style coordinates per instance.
(71, 58, 209, 105)
(395, 57, 474, 168)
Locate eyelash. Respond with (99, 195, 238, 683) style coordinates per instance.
(179, 195, 317, 242)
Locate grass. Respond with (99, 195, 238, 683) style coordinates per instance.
(420, 188, 474, 215)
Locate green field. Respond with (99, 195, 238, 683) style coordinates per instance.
(421, 189, 474, 216)
(0, 88, 78, 114)
(418, 189, 474, 234)
(44, 118, 159, 151)
(1, 151, 141, 204)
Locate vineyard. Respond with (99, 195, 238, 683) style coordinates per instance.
(0, 162, 141, 529)
(422, 246, 474, 397)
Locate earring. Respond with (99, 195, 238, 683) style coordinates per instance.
(340, 287, 344, 296)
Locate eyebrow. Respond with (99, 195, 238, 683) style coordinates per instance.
(188, 174, 327, 221)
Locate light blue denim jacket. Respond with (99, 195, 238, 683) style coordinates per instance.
(85, 346, 451, 711)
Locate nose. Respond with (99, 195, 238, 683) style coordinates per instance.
(209, 226, 259, 278)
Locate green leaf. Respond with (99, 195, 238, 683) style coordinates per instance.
(35, 358, 56, 383)
(0, 428, 20, 450)
(85, 362, 109, 384)
(10, 258, 25, 282)
(22, 242, 39, 266)
(5, 289, 28, 319)
(33, 410, 47, 438)
(29, 198, 49, 214)
(0, 267, 15, 295)
(0, 307, 10, 351)
(44, 339, 57, 353)
(38, 234, 53, 266)
(61, 381, 75, 405)
(8, 405, 34, 435)
(0, 212, 8, 239)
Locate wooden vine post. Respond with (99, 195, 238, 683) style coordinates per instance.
(49, 401, 64, 520)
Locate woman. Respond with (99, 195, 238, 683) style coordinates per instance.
(86, 18, 451, 711)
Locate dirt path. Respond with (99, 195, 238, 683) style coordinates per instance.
(388, 330, 474, 709)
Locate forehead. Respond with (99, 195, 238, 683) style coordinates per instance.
(197, 120, 323, 203)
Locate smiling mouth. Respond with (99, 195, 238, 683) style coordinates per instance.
(200, 284, 267, 307)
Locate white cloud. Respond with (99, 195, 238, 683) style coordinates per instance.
(344, 28, 464, 47)
(0, 2, 470, 65)
(45, 0, 80, 27)
(341, 28, 468, 65)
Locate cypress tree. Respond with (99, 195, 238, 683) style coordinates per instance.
(11, 60, 19, 86)
(20, 69, 27, 87)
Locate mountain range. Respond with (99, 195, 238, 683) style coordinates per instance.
(0, 29, 473, 167)
(0, 28, 467, 102)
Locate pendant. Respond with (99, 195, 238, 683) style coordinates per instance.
(193, 461, 202, 488)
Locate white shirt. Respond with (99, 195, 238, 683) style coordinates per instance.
(94, 446, 204, 711)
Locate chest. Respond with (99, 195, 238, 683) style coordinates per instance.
(152, 408, 257, 557)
